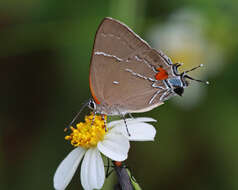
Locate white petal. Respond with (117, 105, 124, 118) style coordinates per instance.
(81, 148, 105, 190)
(107, 120, 124, 128)
(127, 117, 157, 123)
(54, 147, 86, 190)
(108, 117, 157, 141)
(121, 122, 156, 141)
(97, 133, 129, 161)
(108, 117, 156, 129)
(108, 124, 123, 135)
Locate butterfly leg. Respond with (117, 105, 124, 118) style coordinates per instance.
(119, 113, 131, 137)
(90, 111, 96, 126)
(149, 90, 161, 104)
(159, 89, 172, 101)
(149, 82, 167, 104)
(102, 114, 108, 131)
(123, 114, 131, 137)
(114, 107, 131, 136)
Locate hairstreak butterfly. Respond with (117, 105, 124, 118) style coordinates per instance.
(88, 17, 208, 117)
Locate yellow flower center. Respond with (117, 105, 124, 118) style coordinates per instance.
(65, 113, 107, 149)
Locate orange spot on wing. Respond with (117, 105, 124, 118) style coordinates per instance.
(89, 74, 101, 104)
(155, 67, 168, 80)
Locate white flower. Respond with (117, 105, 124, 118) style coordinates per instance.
(53, 115, 156, 190)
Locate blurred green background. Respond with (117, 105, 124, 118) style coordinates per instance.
(1, 0, 238, 189)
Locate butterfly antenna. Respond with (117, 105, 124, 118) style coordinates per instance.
(64, 99, 90, 132)
(183, 64, 209, 85)
(185, 64, 204, 73)
(184, 74, 209, 85)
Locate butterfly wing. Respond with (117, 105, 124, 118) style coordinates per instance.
(89, 17, 174, 112)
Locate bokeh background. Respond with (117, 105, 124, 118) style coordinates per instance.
(1, 0, 238, 189)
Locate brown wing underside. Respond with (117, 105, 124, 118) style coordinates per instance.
(89, 17, 173, 111)
(90, 55, 168, 111)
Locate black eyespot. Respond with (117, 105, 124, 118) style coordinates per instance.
(89, 100, 96, 110)
(174, 87, 184, 96)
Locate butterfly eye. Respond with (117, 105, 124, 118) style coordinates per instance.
(174, 87, 184, 96)
(88, 100, 96, 110)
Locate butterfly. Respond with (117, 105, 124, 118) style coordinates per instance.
(88, 17, 207, 116)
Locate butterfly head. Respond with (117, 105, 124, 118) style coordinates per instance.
(170, 63, 209, 96)
(88, 98, 97, 110)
